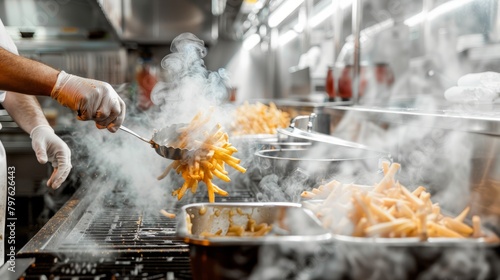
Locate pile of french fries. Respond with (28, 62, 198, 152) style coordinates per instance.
(302, 162, 487, 240)
(157, 111, 247, 203)
(231, 101, 291, 135)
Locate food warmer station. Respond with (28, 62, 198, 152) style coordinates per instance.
(0, 98, 497, 280)
(1, 0, 500, 279)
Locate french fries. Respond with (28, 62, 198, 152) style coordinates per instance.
(160, 209, 176, 219)
(157, 111, 246, 202)
(302, 162, 487, 240)
(200, 221, 272, 237)
(231, 101, 291, 135)
(198, 207, 273, 237)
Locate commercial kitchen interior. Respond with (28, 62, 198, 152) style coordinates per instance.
(0, 0, 499, 279)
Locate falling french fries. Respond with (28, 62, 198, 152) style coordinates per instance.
(157, 111, 246, 203)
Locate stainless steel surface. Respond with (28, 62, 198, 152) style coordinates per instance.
(231, 134, 278, 144)
(100, 0, 217, 45)
(177, 202, 331, 246)
(17, 184, 98, 256)
(351, 0, 362, 104)
(289, 66, 312, 97)
(0, 258, 35, 280)
(278, 112, 385, 153)
(179, 202, 332, 280)
(18, 182, 257, 257)
(17, 48, 127, 84)
(332, 233, 499, 246)
(491, 0, 500, 43)
(255, 146, 384, 162)
(332, 0, 343, 66)
(0, 0, 120, 50)
(278, 122, 382, 152)
(326, 104, 500, 136)
(151, 123, 193, 160)
(254, 146, 386, 186)
(260, 141, 312, 150)
(119, 125, 153, 143)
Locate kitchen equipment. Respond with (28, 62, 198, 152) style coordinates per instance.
(12, 178, 500, 279)
(258, 114, 389, 184)
(228, 134, 313, 192)
(119, 124, 191, 160)
(177, 202, 331, 280)
(255, 146, 386, 186)
(278, 113, 384, 153)
(231, 133, 312, 152)
(231, 134, 279, 144)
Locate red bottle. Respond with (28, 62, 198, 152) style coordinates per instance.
(326, 66, 335, 101)
(337, 65, 367, 101)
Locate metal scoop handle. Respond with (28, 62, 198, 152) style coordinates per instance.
(119, 124, 189, 160)
(119, 125, 157, 146)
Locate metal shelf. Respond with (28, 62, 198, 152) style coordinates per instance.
(325, 103, 500, 136)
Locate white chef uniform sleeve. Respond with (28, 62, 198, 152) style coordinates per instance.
(0, 17, 20, 103)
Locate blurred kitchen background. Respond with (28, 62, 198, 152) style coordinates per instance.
(0, 0, 499, 252)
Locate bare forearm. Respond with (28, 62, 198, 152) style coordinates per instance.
(2, 91, 49, 134)
(0, 48, 58, 96)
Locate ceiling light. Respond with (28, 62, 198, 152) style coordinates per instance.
(243, 33, 261, 50)
(404, 12, 425, 27)
(279, 30, 298, 45)
(310, 4, 332, 27)
(268, 0, 304, 28)
(309, 0, 353, 28)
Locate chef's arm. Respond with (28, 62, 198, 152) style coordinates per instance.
(2, 91, 48, 132)
(2, 91, 72, 189)
(0, 47, 126, 132)
(0, 48, 58, 96)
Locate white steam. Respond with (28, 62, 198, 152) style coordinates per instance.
(68, 33, 236, 213)
(151, 32, 231, 128)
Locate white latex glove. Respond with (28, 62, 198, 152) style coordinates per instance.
(30, 125, 72, 189)
(444, 72, 500, 103)
(51, 71, 126, 132)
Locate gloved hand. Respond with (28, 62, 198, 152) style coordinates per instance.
(51, 71, 126, 132)
(444, 72, 500, 103)
(30, 125, 72, 190)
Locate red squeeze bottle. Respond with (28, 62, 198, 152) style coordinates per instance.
(326, 66, 335, 101)
(338, 65, 352, 101)
(338, 65, 367, 101)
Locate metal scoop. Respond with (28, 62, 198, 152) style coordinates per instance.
(119, 124, 190, 160)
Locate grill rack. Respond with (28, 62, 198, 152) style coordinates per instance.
(21, 255, 192, 280)
(12, 181, 258, 279)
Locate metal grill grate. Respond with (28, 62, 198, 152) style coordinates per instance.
(56, 188, 257, 253)
(22, 255, 192, 280)
(58, 209, 187, 252)
(15, 183, 258, 278)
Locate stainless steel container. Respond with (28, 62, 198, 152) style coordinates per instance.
(254, 145, 387, 186)
(177, 202, 331, 280)
(229, 134, 312, 191)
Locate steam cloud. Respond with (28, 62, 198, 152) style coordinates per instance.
(60, 30, 499, 279)
(151, 32, 231, 128)
(67, 33, 235, 214)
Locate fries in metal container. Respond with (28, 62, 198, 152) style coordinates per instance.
(302, 162, 488, 240)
